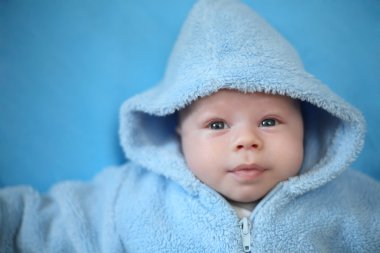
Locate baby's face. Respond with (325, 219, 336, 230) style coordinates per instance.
(178, 90, 304, 203)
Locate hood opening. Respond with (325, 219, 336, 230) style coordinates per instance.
(300, 102, 340, 175)
(132, 112, 179, 147)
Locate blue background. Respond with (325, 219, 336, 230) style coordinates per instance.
(1, 0, 379, 192)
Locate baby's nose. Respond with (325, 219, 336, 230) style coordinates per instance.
(233, 127, 263, 151)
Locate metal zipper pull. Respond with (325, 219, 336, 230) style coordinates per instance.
(239, 217, 251, 252)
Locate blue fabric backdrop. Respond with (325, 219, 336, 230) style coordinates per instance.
(1, 0, 379, 191)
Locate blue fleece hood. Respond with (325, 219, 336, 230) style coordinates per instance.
(120, 0, 365, 198)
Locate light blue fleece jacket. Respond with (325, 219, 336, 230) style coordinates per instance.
(1, 0, 380, 252)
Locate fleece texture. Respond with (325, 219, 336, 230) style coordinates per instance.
(1, 0, 379, 252)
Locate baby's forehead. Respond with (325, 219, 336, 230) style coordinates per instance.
(184, 90, 298, 111)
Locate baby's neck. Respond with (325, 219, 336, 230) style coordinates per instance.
(228, 200, 259, 219)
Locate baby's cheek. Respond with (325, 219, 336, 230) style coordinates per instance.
(292, 142, 304, 169)
(183, 147, 206, 171)
(286, 147, 304, 177)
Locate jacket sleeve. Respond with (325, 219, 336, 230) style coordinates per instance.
(0, 166, 126, 253)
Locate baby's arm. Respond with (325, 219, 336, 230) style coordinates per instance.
(0, 167, 125, 252)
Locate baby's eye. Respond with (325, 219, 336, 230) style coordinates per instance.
(208, 121, 229, 130)
(260, 118, 278, 127)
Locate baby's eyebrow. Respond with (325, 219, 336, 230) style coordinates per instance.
(197, 111, 223, 119)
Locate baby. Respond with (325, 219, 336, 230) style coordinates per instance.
(1, 0, 379, 252)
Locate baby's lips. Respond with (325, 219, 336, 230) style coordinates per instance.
(230, 163, 266, 172)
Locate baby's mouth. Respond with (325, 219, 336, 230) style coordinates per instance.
(228, 164, 266, 181)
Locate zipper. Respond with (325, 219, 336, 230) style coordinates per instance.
(236, 184, 284, 252)
(239, 217, 251, 252)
